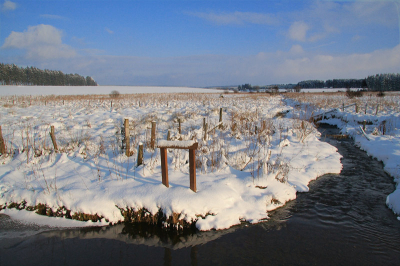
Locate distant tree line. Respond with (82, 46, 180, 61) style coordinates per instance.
(365, 73, 400, 91)
(296, 79, 367, 89)
(238, 73, 399, 92)
(0, 63, 97, 86)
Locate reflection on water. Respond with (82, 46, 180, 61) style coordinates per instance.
(1, 124, 400, 265)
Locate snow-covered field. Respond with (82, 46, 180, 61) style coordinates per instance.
(0, 85, 222, 96)
(0, 88, 345, 231)
(285, 91, 400, 220)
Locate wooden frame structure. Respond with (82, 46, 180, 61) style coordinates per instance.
(158, 141, 198, 192)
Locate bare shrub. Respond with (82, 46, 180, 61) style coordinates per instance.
(345, 88, 363, 98)
(110, 90, 120, 98)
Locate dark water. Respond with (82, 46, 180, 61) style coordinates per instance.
(1, 124, 399, 266)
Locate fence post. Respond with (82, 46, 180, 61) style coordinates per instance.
(160, 147, 169, 187)
(219, 108, 223, 129)
(124, 119, 130, 156)
(50, 125, 58, 151)
(0, 126, 6, 154)
(189, 148, 196, 192)
(167, 130, 171, 141)
(204, 122, 208, 141)
(382, 121, 386, 135)
(151, 121, 156, 149)
(365, 103, 367, 114)
(363, 120, 366, 131)
(376, 104, 379, 115)
(137, 144, 143, 166)
(178, 119, 181, 135)
(342, 103, 344, 111)
(355, 103, 358, 113)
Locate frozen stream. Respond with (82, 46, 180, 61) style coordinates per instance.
(0, 124, 399, 265)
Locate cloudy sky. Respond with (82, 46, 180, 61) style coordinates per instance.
(1, 0, 399, 86)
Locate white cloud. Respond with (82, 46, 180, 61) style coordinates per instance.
(288, 21, 309, 42)
(189, 11, 278, 25)
(105, 27, 114, 34)
(2, 0, 16, 11)
(40, 14, 67, 20)
(2, 24, 76, 60)
(289, 44, 305, 55)
(44, 44, 399, 86)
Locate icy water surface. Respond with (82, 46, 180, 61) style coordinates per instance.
(1, 124, 399, 265)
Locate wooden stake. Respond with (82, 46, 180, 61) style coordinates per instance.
(189, 148, 196, 192)
(178, 119, 181, 134)
(219, 108, 223, 129)
(137, 144, 143, 166)
(204, 123, 208, 141)
(376, 104, 379, 115)
(124, 119, 130, 156)
(151, 121, 156, 149)
(382, 121, 386, 135)
(50, 125, 58, 151)
(0, 126, 6, 154)
(160, 147, 169, 187)
(363, 120, 366, 131)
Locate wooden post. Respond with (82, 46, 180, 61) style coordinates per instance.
(151, 121, 156, 149)
(0, 126, 6, 154)
(111, 100, 113, 109)
(160, 147, 169, 187)
(50, 126, 58, 151)
(363, 120, 366, 131)
(219, 108, 223, 129)
(376, 104, 379, 115)
(124, 119, 130, 156)
(342, 103, 344, 111)
(382, 121, 386, 135)
(365, 103, 367, 114)
(355, 103, 358, 113)
(204, 123, 208, 141)
(63, 100, 65, 105)
(189, 148, 196, 192)
(255, 125, 258, 135)
(167, 130, 171, 141)
(158, 142, 198, 192)
(137, 144, 143, 166)
(178, 119, 181, 134)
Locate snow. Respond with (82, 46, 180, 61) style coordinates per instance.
(284, 92, 400, 220)
(0, 85, 222, 96)
(1, 208, 108, 227)
(158, 140, 195, 148)
(0, 88, 343, 231)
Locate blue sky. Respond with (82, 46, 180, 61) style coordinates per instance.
(1, 0, 400, 86)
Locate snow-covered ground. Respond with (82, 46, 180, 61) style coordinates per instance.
(285, 91, 400, 220)
(0, 88, 343, 231)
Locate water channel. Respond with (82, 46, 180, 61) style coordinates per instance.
(1, 124, 399, 265)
